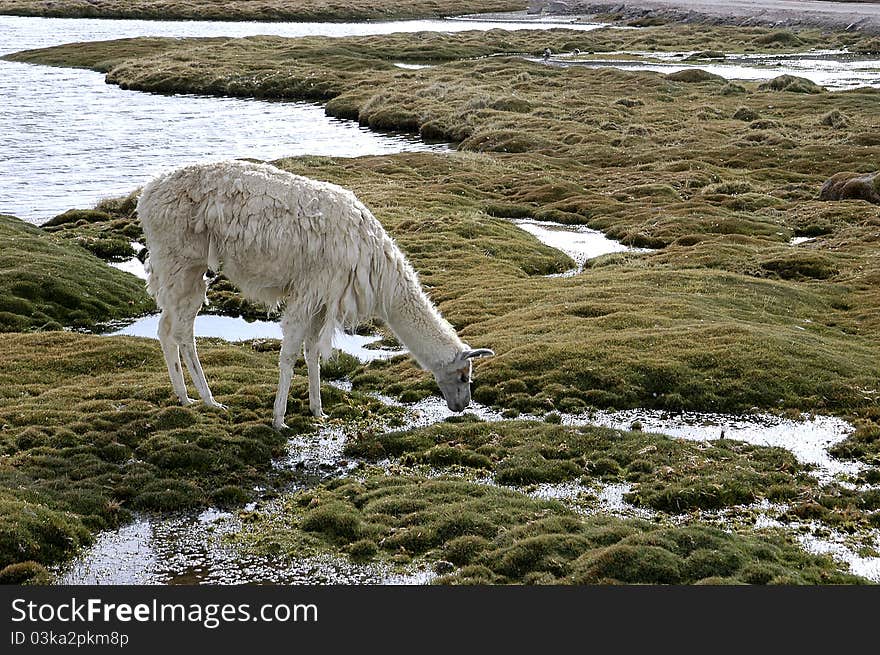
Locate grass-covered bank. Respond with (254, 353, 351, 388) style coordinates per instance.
(9, 26, 880, 96)
(0, 0, 526, 22)
(0, 331, 398, 579)
(0, 214, 153, 332)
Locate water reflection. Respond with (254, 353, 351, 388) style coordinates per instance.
(511, 218, 649, 271)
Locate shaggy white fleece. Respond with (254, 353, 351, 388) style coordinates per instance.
(137, 160, 491, 427)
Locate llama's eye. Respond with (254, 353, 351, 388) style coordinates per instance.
(459, 374, 469, 384)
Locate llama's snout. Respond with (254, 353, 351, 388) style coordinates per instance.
(437, 379, 471, 413)
(447, 396, 468, 413)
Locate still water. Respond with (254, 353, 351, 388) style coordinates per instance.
(0, 14, 604, 222)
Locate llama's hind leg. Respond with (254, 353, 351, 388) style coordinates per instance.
(273, 319, 306, 430)
(158, 311, 194, 405)
(162, 264, 224, 409)
(303, 335, 325, 419)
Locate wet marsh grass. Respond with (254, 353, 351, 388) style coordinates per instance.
(344, 419, 812, 512)
(236, 473, 866, 584)
(344, 415, 880, 536)
(0, 331, 396, 576)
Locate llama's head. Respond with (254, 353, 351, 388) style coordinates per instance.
(433, 348, 494, 412)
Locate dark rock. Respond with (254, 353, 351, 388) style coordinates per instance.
(732, 106, 759, 121)
(819, 171, 880, 205)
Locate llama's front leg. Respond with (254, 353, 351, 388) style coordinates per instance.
(303, 339, 325, 419)
(273, 322, 306, 430)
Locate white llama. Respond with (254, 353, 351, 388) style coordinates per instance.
(137, 160, 493, 429)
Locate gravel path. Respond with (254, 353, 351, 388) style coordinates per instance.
(527, 0, 880, 34)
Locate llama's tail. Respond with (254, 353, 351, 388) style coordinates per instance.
(144, 254, 159, 302)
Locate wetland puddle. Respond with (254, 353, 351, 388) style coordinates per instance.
(53, 509, 432, 585)
(574, 409, 861, 481)
(0, 61, 448, 223)
(535, 49, 880, 90)
(510, 218, 651, 273)
(106, 313, 405, 362)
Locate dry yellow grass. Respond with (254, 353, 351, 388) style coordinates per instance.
(0, 0, 525, 21)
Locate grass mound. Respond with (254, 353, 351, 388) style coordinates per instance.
(0, 215, 153, 332)
(345, 419, 811, 512)
(0, 331, 396, 570)
(238, 474, 863, 584)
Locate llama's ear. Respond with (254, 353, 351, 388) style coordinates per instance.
(463, 348, 494, 360)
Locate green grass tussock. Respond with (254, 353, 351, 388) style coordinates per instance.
(237, 474, 864, 584)
(0, 214, 153, 332)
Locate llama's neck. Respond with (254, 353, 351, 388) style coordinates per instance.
(382, 265, 463, 372)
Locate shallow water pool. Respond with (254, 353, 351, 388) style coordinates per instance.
(511, 218, 651, 273)
(108, 313, 405, 362)
(535, 49, 880, 90)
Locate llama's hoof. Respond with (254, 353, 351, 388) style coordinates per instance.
(205, 401, 228, 410)
(180, 397, 197, 406)
(311, 411, 327, 421)
(272, 420, 288, 431)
